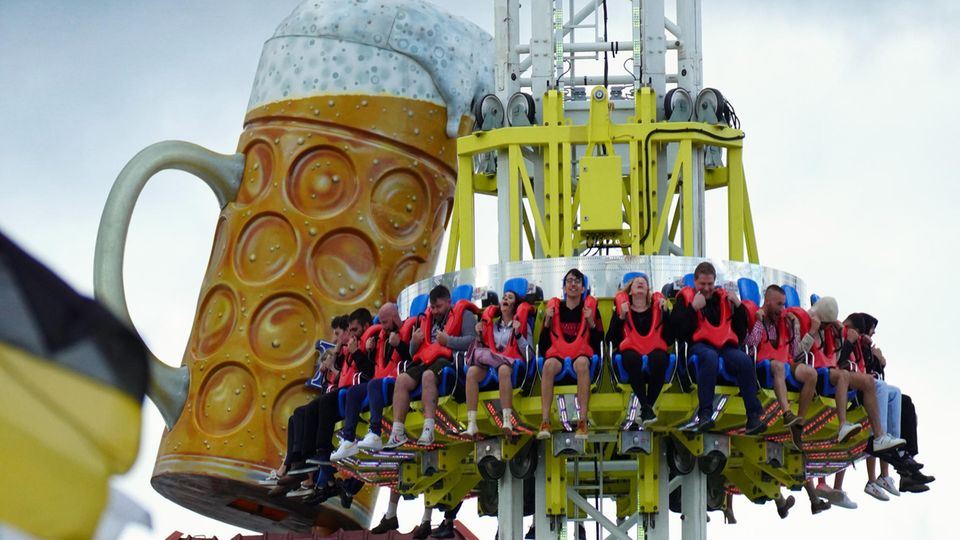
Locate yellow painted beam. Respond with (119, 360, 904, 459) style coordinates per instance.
(727, 147, 745, 262)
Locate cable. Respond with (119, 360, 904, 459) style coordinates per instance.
(602, 0, 609, 88)
(636, 128, 746, 247)
(623, 57, 638, 81)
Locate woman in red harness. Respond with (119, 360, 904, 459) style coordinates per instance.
(463, 285, 532, 437)
(606, 274, 672, 427)
(537, 268, 604, 440)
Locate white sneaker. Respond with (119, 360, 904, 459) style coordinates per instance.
(258, 469, 280, 486)
(873, 433, 906, 452)
(330, 439, 359, 461)
(502, 416, 514, 435)
(833, 491, 858, 509)
(417, 428, 435, 446)
(864, 481, 890, 501)
(464, 421, 479, 437)
(384, 430, 409, 449)
(815, 484, 840, 503)
(837, 422, 862, 443)
(358, 431, 384, 452)
(876, 475, 901, 497)
(286, 484, 315, 498)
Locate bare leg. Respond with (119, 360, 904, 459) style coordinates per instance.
(795, 364, 817, 419)
(834, 470, 846, 490)
(867, 457, 877, 482)
(540, 358, 562, 422)
(498, 364, 514, 410)
(465, 365, 486, 412)
(848, 372, 884, 437)
(771, 361, 791, 412)
(421, 370, 438, 420)
(880, 461, 890, 478)
(392, 373, 416, 423)
(829, 370, 849, 425)
(574, 356, 591, 419)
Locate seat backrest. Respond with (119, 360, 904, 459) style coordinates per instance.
(737, 277, 761, 305)
(683, 273, 695, 288)
(782, 284, 801, 308)
(503, 277, 529, 299)
(451, 284, 474, 304)
(409, 293, 429, 317)
(622, 271, 647, 288)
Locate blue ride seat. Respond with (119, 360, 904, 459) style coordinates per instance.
(462, 276, 534, 392)
(810, 293, 821, 306)
(755, 359, 803, 392)
(782, 284, 801, 308)
(738, 277, 761, 305)
(409, 293, 429, 318)
(537, 354, 601, 384)
(464, 359, 528, 391)
(451, 284, 473, 304)
(815, 367, 857, 401)
(613, 352, 677, 384)
(382, 363, 460, 402)
(683, 273, 695, 288)
(337, 386, 370, 418)
(687, 352, 738, 386)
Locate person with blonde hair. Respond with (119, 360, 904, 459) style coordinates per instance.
(606, 273, 673, 427)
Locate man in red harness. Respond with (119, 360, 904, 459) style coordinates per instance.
(672, 262, 764, 434)
(537, 268, 604, 440)
(745, 284, 818, 447)
(387, 285, 478, 447)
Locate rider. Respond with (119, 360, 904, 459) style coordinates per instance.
(671, 261, 764, 434)
(537, 268, 604, 440)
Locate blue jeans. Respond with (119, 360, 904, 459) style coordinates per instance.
(365, 378, 393, 436)
(689, 342, 761, 420)
(340, 383, 370, 442)
(874, 378, 901, 437)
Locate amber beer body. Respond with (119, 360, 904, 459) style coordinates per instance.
(150, 93, 460, 531)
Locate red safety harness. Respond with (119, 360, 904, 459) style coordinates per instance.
(679, 287, 739, 348)
(617, 292, 668, 355)
(413, 300, 481, 366)
(480, 303, 533, 360)
(545, 295, 598, 360)
(786, 307, 837, 368)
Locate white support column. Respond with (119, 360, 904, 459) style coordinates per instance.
(498, 473, 524, 539)
(676, 0, 706, 255)
(675, 0, 703, 95)
(496, 0, 521, 262)
(640, 0, 667, 119)
(529, 0, 556, 259)
(645, 442, 671, 540)
(534, 443, 553, 540)
(680, 471, 707, 540)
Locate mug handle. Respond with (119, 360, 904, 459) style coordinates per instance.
(94, 140, 244, 428)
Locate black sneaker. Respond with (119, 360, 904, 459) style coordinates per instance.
(640, 407, 658, 426)
(370, 515, 399, 534)
(811, 498, 831, 515)
(525, 524, 536, 539)
(430, 518, 455, 539)
(909, 470, 936, 484)
(789, 424, 804, 451)
(899, 476, 931, 493)
(686, 416, 715, 433)
(744, 416, 766, 436)
(411, 521, 432, 540)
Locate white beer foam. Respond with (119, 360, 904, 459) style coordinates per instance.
(248, 0, 494, 138)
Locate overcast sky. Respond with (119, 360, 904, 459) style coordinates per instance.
(1, 1, 956, 538)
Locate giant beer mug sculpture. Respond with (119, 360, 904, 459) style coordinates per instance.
(94, 0, 492, 532)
